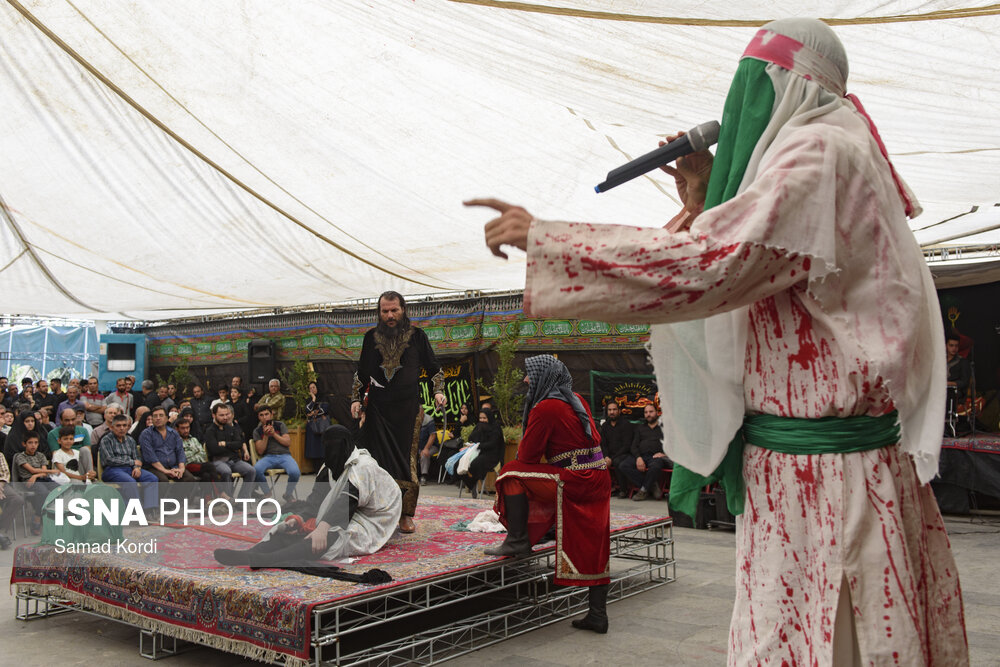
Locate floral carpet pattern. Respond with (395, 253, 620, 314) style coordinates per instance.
(11, 495, 662, 665)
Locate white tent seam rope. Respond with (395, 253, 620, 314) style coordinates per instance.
(17, 214, 272, 306)
(446, 1, 1000, 26)
(0, 191, 100, 312)
(61, 0, 450, 285)
(4, 0, 457, 292)
(0, 247, 28, 276)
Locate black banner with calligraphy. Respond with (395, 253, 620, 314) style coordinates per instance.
(419, 359, 476, 424)
(589, 371, 658, 420)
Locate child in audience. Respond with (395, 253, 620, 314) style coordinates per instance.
(12, 434, 60, 532)
(52, 425, 97, 484)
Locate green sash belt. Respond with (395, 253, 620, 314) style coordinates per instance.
(668, 411, 900, 520)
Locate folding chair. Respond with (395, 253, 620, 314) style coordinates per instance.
(458, 462, 502, 500)
(249, 441, 296, 499)
(0, 502, 30, 541)
(435, 437, 463, 484)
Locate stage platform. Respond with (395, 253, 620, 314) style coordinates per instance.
(934, 434, 1000, 513)
(11, 496, 674, 666)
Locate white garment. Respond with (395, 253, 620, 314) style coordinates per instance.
(455, 443, 480, 476)
(520, 19, 963, 665)
(286, 447, 401, 560)
(52, 448, 85, 484)
(467, 509, 505, 533)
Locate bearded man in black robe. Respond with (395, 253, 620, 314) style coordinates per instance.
(350, 291, 445, 533)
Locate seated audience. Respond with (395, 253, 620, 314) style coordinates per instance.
(48, 378, 67, 409)
(188, 385, 214, 432)
(0, 405, 11, 434)
(34, 406, 54, 440)
(210, 386, 231, 412)
(17, 380, 36, 413)
(13, 433, 60, 531)
(138, 407, 196, 485)
(81, 376, 106, 428)
(52, 425, 97, 484)
(104, 377, 134, 417)
(176, 417, 224, 494)
(99, 414, 158, 519)
(71, 409, 94, 442)
(0, 451, 26, 548)
(455, 403, 475, 430)
(166, 383, 180, 409)
(155, 384, 175, 412)
(204, 403, 257, 499)
(599, 401, 636, 498)
(55, 384, 86, 424)
(252, 406, 299, 501)
(4, 411, 41, 470)
(304, 381, 330, 465)
(619, 404, 672, 501)
(140, 379, 159, 411)
(2, 385, 19, 411)
(92, 403, 127, 445)
(229, 386, 255, 441)
(48, 408, 92, 451)
(33, 379, 58, 413)
(214, 426, 401, 567)
(254, 379, 286, 420)
(461, 408, 505, 492)
(128, 406, 152, 443)
(946, 332, 972, 399)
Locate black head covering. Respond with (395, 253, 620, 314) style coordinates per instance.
(5, 410, 40, 458)
(521, 355, 593, 441)
(322, 424, 356, 480)
(468, 408, 502, 443)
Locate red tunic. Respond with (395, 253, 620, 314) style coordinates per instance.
(494, 397, 611, 586)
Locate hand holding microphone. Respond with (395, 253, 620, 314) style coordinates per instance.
(595, 120, 719, 194)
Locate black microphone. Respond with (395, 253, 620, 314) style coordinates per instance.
(595, 120, 720, 193)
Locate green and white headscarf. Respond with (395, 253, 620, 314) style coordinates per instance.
(650, 19, 937, 515)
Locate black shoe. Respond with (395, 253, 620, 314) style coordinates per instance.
(0, 534, 11, 550)
(571, 584, 609, 633)
(651, 485, 664, 500)
(632, 490, 649, 501)
(484, 494, 532, 557)
(213, 548, 250, 565)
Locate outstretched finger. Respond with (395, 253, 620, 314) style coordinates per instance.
(464, 198, 513, 213)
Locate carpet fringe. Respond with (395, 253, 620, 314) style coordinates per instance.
(15, 583, 309, 667)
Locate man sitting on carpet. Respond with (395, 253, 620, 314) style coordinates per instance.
(214, 425, 401, 568)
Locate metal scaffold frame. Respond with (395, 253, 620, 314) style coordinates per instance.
(15, 518, 674, 666)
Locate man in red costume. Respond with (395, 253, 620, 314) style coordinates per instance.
(484, 354, 612, 633)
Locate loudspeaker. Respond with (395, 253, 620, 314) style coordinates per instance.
(248, 339, 276, 384)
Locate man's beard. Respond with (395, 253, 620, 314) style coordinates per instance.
(376, 314, 410, 337)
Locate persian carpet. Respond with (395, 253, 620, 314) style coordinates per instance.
(11, 495, 662, 666)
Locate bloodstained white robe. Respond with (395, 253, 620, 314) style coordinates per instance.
(523, 104, 967, 665)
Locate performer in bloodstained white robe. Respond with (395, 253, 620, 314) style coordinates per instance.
(214, 425, 401, 567)
(467, 17, 967, 667)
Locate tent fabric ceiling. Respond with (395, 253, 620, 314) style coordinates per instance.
(2, 1, 999, 319)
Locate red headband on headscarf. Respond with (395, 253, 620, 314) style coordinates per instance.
(742, 28, 916, 218)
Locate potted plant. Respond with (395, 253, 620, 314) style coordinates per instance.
(477, 333, 525, 464)
(278, 359, 318, 473)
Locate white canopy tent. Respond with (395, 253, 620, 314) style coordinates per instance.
(2, 1, 999, 320)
